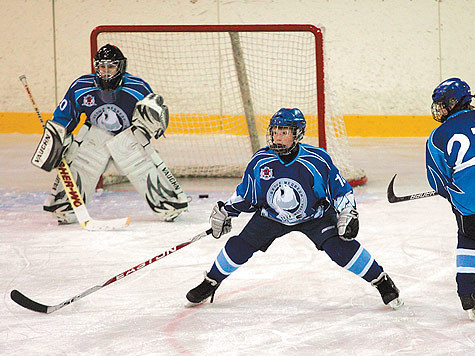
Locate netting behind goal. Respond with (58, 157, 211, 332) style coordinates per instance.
(90, 24, 366, 186)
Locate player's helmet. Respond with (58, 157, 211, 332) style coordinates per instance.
(431, 78, 472, 123)
(93, 44, 127, 91)
(266, 108, 306, 155)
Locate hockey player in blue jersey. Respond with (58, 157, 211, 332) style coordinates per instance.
(426, 78, 475, 320)
(31, 44, 188, 223)
(186, 108, 403, 309)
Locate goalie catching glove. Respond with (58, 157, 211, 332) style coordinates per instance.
(210, 201, 232, 239)
(337, 207, 359, 240)
(132, 93, 169, 139)
(31, 120, 72, 171)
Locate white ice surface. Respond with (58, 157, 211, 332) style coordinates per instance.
(1, 134, 474, 356)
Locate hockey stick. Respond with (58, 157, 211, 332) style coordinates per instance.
(387, 174, 438, 203)
(19, 75, 130, 230)
(11, 228, 213, 313)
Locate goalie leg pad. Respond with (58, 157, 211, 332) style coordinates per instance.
(107, 127, 188, 221)
(44, 125, 113, 224)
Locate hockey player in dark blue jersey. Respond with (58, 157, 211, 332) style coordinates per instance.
(31, 44, 188, 223)
(186, 108, 403, 309)
(426, 78, 475, 320)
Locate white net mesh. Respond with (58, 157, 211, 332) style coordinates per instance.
(92, 25, 366, 185)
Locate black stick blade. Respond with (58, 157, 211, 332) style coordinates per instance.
(387, 174, 438, 203)
(11, 290, 49, 313)
(387, 174, 402, 203)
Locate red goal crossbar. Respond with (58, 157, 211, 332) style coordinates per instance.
(90, 24, 327, 149)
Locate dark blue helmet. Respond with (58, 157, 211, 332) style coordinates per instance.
(270, 108, 306, 129)
(267, 108, 306, 155)
(94, 44, 127, 91)
(431, 78, 472, 122)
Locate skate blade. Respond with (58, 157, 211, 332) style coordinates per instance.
(468, 308, 475, 321)
(389, 297, 404, 310)
(184, 299, 207, 308)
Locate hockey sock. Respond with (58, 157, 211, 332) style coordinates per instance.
(208, 235, 257, 282)
(456, 249, 475, 296)
(456, 233, 475, 296)
(322, 236, 383, 282)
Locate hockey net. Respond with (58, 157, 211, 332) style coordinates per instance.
(90, 24, 366, 186)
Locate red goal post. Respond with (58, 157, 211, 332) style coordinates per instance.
(90, 24, 366, 186)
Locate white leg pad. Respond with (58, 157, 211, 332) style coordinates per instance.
(44, 125, 113, 223)
(107, 127, 188, 221)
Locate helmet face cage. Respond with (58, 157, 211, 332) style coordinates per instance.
(431, 101, 447, 123)
(266, 125, 305, 155)
(266, 108, 306, 155)
(94, 44, 127, 91)
(431, 78, 472, 123)
(94, 60, 121, 80)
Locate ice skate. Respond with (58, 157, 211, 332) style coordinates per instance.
(371, 272, 404, 310)
(186, 272, 221, 307)
(459, 293, 475, 321)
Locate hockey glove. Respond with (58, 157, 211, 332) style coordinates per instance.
(337, 207, 359, 240)
(31, 120, 72, 172)
(210, 201, 232, 239)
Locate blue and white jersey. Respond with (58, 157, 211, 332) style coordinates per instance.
(224, 143, 355, 226)
(52, 73, 153, 135)
(426, 109, 475, 215)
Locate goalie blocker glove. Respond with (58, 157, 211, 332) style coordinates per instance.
(132, 93, 169, 139)
(31, 120, 72, 172)
(210, 201, 232, 239)
(337, 207, 359, 240)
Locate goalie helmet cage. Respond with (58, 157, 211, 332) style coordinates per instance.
(90, 24, 367, 187)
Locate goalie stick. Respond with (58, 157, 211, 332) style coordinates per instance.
(11, 228, 213, 314)
(19, 75, 130, 231)
(387, 174, 438, 203)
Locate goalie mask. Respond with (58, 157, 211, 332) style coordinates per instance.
(266, 108, 306, 155)
(94, 44, 127, 91)
(431, 78, 472, 123)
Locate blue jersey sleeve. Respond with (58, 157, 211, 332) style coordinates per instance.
(313, 147, 355, 212)
(426, 130, 450, 200)
(52, 75, 92, 132)
(305, 146, 356, 213)
(224, 151, 266, 216)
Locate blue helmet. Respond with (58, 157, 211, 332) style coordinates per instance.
(431, 78, 472, 122)
(267, 108, 306, 154)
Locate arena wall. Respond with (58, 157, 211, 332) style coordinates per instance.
(0, 0, 472, 136)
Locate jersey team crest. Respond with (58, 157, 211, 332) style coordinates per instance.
(266, 178, 307, 223)
(260, 166, 273, 180)
(82, 95, 96, 107)
(90, 104, 130, 133)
